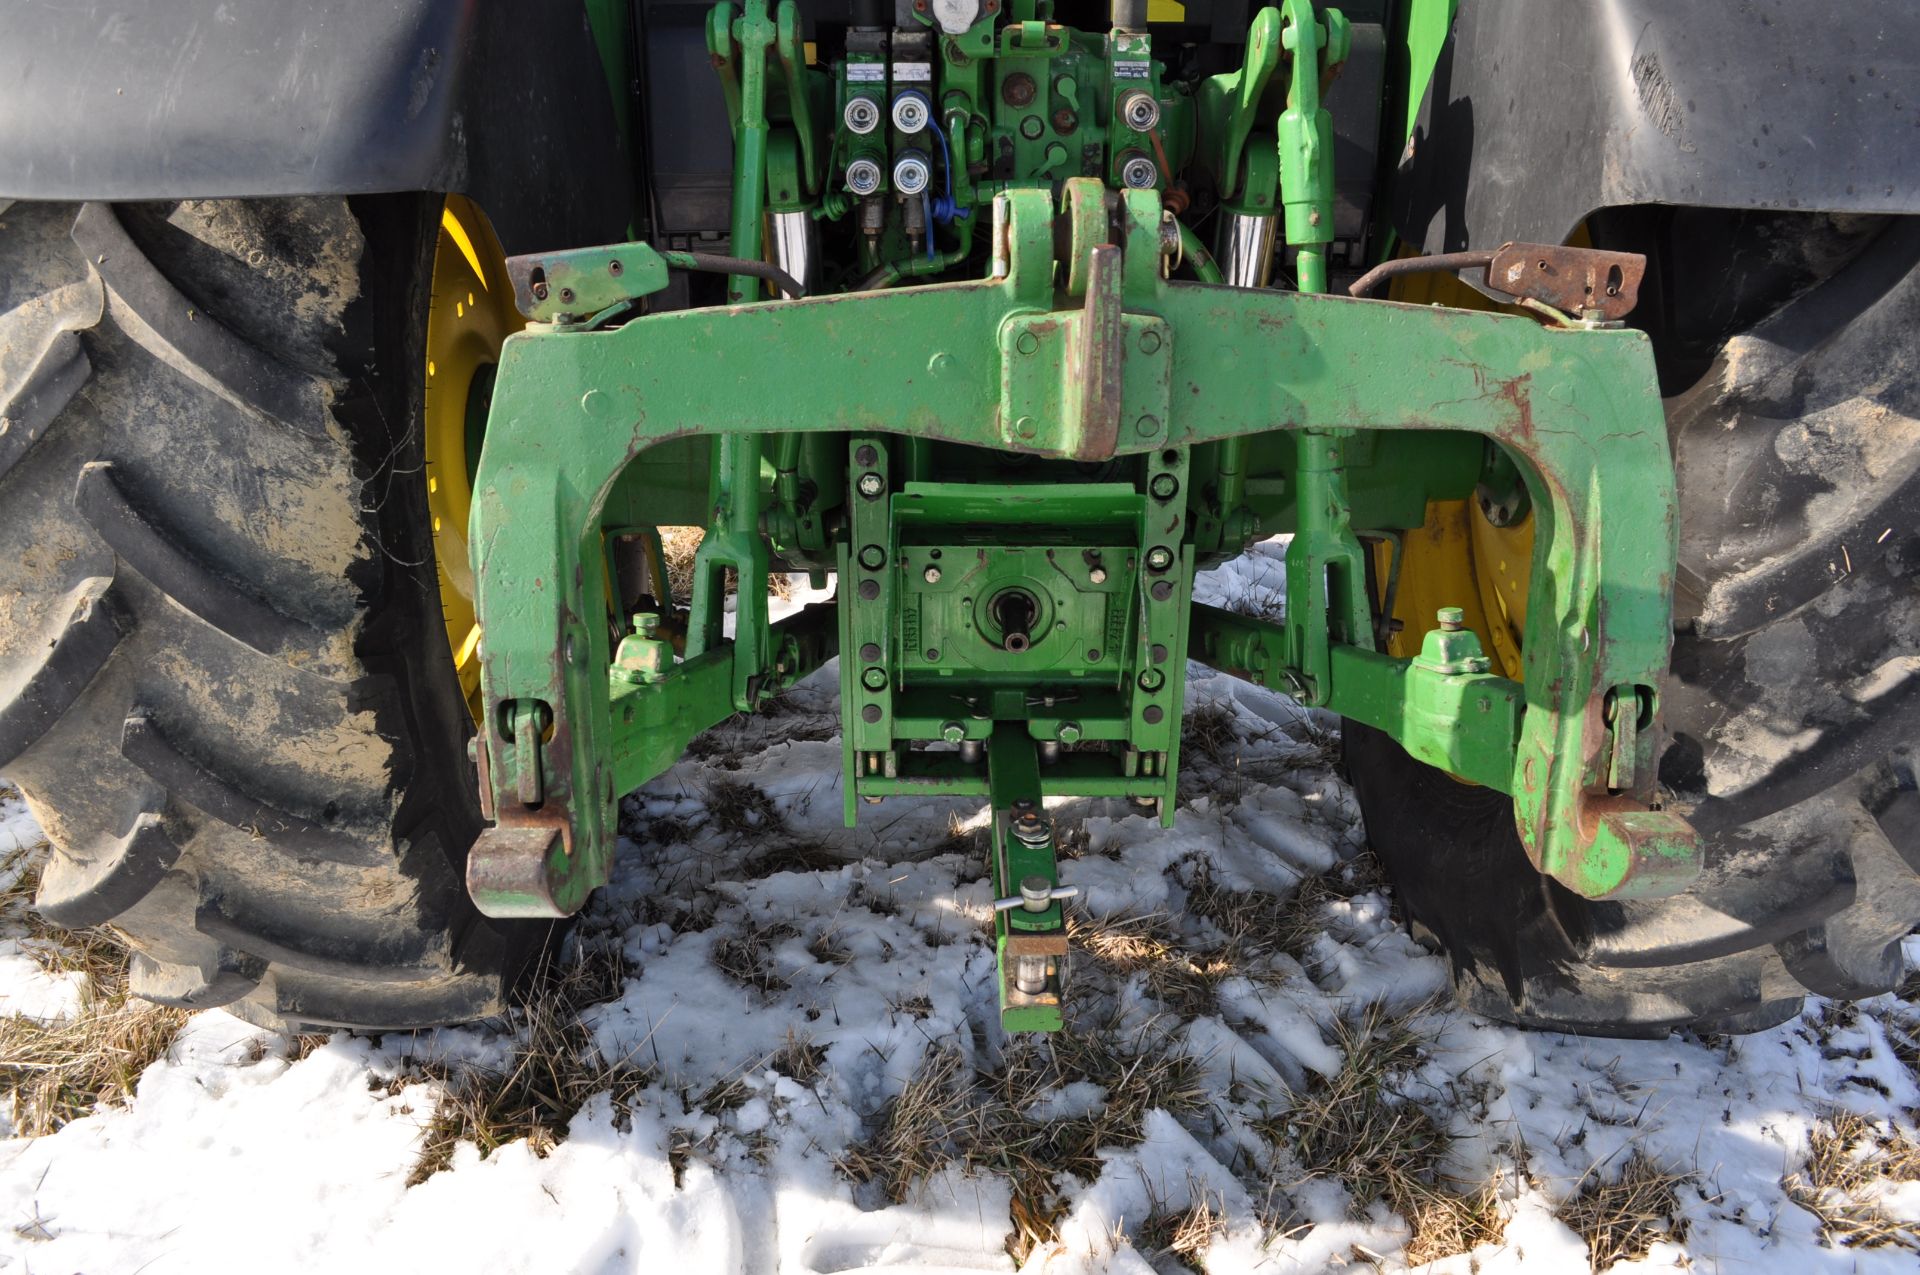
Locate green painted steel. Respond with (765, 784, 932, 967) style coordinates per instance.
(988, 724, 1070, 1033)
(461, 0, 1699, 1029)
(467, 178, 1696, 916)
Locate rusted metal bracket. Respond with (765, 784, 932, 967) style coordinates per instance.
(1349, 242, 1646, 322)
(505, 244, 804, 324)
(1486, 243, 1644, 320)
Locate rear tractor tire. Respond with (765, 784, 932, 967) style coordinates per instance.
(1347, 214, 1920, 1036)
(0, 196, 549, 1031)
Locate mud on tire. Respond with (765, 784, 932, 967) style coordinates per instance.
(0, 196, 549, 1031)
(1347, 213, 1920, 1036)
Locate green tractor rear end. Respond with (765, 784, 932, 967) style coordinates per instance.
(2, 0, 1915, 1037)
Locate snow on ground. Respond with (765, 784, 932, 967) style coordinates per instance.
(0, 545, 1917, 1272)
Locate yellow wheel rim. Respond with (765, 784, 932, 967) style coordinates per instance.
(425, 196, 522, 720)
(1377, 500, 1531, 683)
(1373, 261, 1539, 687)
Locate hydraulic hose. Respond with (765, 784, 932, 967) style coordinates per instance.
(1177, 221, 1225, 285)
(660, 250, 807, 300)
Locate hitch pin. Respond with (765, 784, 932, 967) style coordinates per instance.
(993, 874, 1079, 913)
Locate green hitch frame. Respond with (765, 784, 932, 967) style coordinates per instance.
(464, 182, 1700, 923)
(462, 0, 1701, 1028)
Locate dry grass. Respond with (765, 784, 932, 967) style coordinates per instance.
(408, 948, 648, 1184)
(1176, 700, 1272, 809)
(657, 525, 703, 602)
(1224, 583, 1287, 624)
(0, 848, 188, 1137)
(838, 1045, 976, 1203)
(931, 809, 990, 862)
(1071, 855, 1384, 1021)
(654, 525, 794, 603)
(1185, 862, 1326, 970)
(711, 918, 801, 995)
(0, 977, 188, 1138)
(1783, 1111, 1920, 1251)
(769, 1030, 826, 1085)
(837, 1015, 1211, 1261)
(1070, 911, 1181, 975)
(1069, 910, 1232, 1019)
(807, 923, 855, 967)
(1268, 1006, 1507, 1265)
(1131, 1186, 1225, 1271)
(986, 1019, 1211, 1261)
(745, 840, 847, 878)
(1557, 1150, 1691, 1271)
(704, 777, 786, 837)
(1182, 701, 1249, 767)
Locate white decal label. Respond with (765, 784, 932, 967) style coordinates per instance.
(847, 63, 886, 83)
(893, 61, 933, 82)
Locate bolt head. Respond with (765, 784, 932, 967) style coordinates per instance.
(1146, 546, 1174, 571)
(857, 472, 885, 498)
(940, 721, 966, 744)
(1089, 566, 1108, 585)
(1057, 721, 1082, 744)
(923, 565, 942, 584)
(1437, 606, 1466, 631)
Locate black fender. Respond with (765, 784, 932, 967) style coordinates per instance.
(0, 2, 630, 254)
(1393, 0, 1920, 252)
